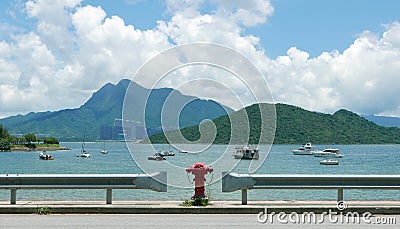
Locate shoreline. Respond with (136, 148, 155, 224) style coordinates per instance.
(9, 146, 71, 152)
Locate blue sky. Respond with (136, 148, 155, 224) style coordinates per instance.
(79, 0, 400, 57)
(0, 0, 400, 118)
(3, 0, 399, 57)
(257, 0, 400, 57)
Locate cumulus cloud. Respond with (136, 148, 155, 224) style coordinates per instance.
(268, 22, 400, 116)
(212, 0, 274, 27)
(166, 0, 205, 16)
(0, 0, 172, 117)
(0, 0, 400, 119)
(71, 5, 171, 89)
(25, 0, 80, 58)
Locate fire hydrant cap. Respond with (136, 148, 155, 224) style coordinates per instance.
(193, 162, 206, 168)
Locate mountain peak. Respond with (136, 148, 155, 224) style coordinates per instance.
(333, 109, 357, 116)
(0, 80, 233, 141)
(149, 103, 400, 144)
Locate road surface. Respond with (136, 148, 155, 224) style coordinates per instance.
(0, 214, 398, 228)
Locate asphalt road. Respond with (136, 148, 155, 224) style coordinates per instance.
(0, 214, 399, 228)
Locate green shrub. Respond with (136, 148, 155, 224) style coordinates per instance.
(36, 206, 50, 215)
(180, 198, 209, 207)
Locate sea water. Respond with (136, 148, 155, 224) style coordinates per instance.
(0, 142, 399, 201)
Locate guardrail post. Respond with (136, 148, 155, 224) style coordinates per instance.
(106, 189, 112, 204)
(338, 188, 343, 201)
(241, 189, 247, 205)
(10, 188, 16, 205)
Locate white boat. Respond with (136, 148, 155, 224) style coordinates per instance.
(39, 151, 54, 160)
(100, 149, 108, 154)
(159, 145, 175, 156)
(319, 159, 339, 165)
(76, 150, 91, 157)
(100, 141, 108, 154)
(292, 142, 314, 155)
(79, 152, 91, 158)
(148, 154, 166, 161)
(313, 148, 343, 158)
(158, 150, 175, 156)
(77, 135, 91, 158)
(233, 145, 259, 160)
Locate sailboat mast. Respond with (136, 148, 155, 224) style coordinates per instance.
(81, 132, 86, 153)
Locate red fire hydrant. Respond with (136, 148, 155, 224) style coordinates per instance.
(186, 162, 213, 199)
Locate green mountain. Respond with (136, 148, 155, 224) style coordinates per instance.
(147, 103, 400, 144)
(362, 114, 400, 128)
(0, 79, 233, 141)
(122, 81, 233, 131)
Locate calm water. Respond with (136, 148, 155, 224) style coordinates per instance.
(1, 143, 399, 201)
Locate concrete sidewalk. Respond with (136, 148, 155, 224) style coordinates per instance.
(1, 200, 400, 214)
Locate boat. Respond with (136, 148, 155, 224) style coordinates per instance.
(313, 148, 343, 158)
(148, 154, 166, 161)
(77, 134, 91, 158)
(100, 141, 108, 154)
(39, 151, 54, 160)
(158, 150, 175, 156)
(233, 145, 260, 160)
(319, 159, 339, 165)
(292, 142, 314, 155)
(159, 145, 175, 156)
(79, 152, 91, 158)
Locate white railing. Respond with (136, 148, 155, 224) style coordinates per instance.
(0, 172, 167, 204)
(222, 172, 400, 205)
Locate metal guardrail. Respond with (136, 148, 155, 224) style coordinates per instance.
(0, 172, 167, 204)
(222, 172, 400, 205)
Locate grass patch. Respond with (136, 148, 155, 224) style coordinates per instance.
(36, 206, 51, 215)
(180, 198, 209, 207)
(36, 144, 59, 148)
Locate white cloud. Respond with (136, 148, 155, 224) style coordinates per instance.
(71, 5, 171, 89)
(213, 0, 274, 27)
(267, 22, 400, 116)
(166, 0, 205, 16)
(25, 0, 80, 59)
(0, 1, 171, 117)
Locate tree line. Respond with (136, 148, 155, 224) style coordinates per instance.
(147, 103, 400, 145)
(0, 125, 59, 151)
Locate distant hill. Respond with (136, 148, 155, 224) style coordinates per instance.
(0, 79, 233, 141)
(148, 103, 400, 144)
(362, 115, 400, 128)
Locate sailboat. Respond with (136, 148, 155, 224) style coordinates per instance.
(100, 141, 108, 154)
(77, 134, 91, 158)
